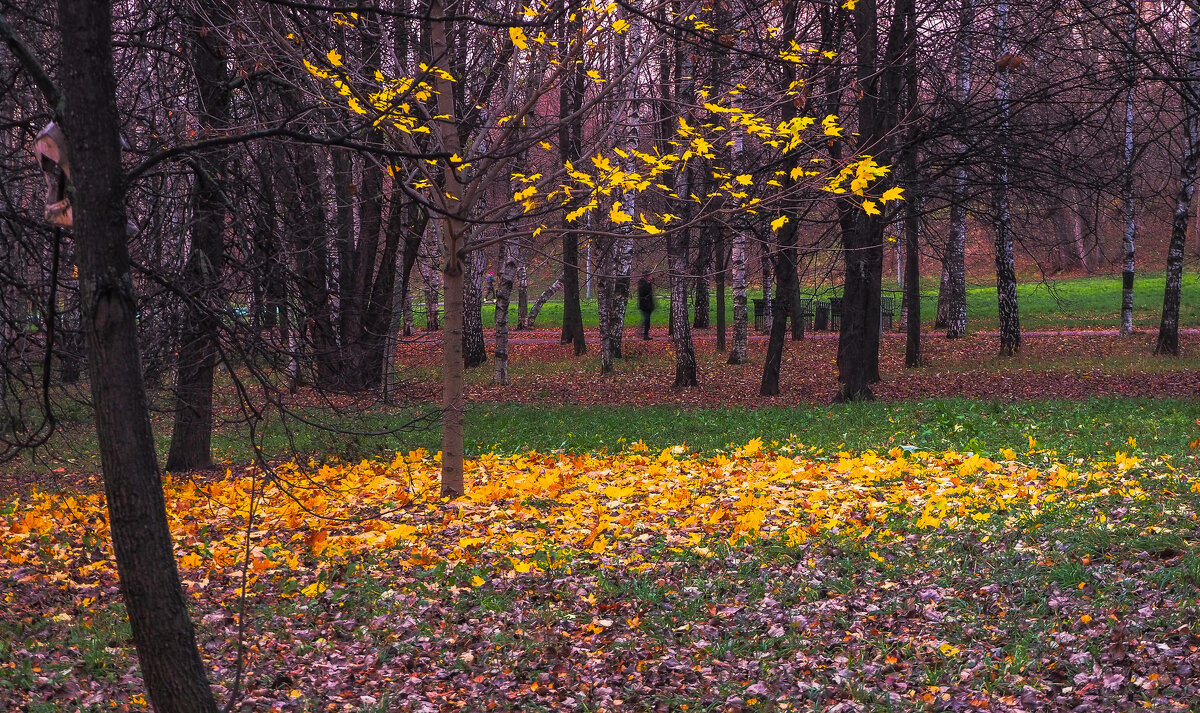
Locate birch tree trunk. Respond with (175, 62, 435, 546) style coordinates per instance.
(493, 239, 518, 384)
(526, 278, 562, 327)
(945, 0, 973, 339)
(597, 235, 616, 374)
(463, 248, 486, 368)
(1155, 4, 1200, 356)
(728, 230, 748, 364)
(993, 0, 1021, 357)
(1120, 0, 1137, 337)
(515, 239, 529, 329)
(419, 224, 441, 331)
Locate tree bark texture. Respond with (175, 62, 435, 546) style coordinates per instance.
(463, 249, 486, 368)
(835, 0, 910, 400)
(1156, 5, 1200, 356)
(58, 0, 219, 709)
(558, 0, 586, 356)
(760, 222, 799, 396)
(993, 0, 1021, 357)
(728, 231, 748, 365)
(669, 230, 698, 387)
(904, 193, 923, 368)
(492, 240, 518, 384)
(430, 0, 465, 496)
(1120, 0, 1137, 337)
(525, 278, 561, 328)
(944, 0, 973, 339)
(167, 0, 232, 472)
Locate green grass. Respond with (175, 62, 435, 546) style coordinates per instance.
(458, 397, 1200, 460)
(479, 273, 1200, 332)
(16, 396, 1199, 479)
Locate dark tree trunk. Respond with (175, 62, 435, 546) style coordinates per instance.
(901, 0, 921, 368)
(835, 0, 911, 401)
(669, 229, 698, 387)
(715, 235, 727, 352)
(904, 195, 923, 368)
(166, 0, 232, 473)
(271, 92, 339, 385)
(463, 250, 487, 368)
(1156, 7, 1200, 356)
(58, 1, 218, 710)
(760, 223, 799, 396)
(558, 0, 586, 355)
(560, 231, 586, 355)
(993, 0, 1020, 357)
(836, 211, 884, 401)
(692, 226, 711, 329)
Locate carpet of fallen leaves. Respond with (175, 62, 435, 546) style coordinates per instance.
(394, 329, 1200, 407)
(3, 441, 1200, 711)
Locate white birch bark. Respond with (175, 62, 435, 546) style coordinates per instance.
(1120, 0, 1137, 336)
(994, 0, 1021, 356)
(945, 0, 973, 339)
(727, 230, 748, 364)
(492, 239, 519, 384)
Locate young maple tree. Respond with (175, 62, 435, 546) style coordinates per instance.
(298, 0, 900, 495)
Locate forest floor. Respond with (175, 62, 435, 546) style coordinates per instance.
(395, 326, 1200, 407)
(4, 327, 1200, 712)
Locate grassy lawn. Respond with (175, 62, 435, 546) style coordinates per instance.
(11, 396, 1198, 486)
(481, 273, 1200, 332)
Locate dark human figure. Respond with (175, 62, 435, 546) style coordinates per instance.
(637, 274, 655, 340)
(485, 271, 495, 301)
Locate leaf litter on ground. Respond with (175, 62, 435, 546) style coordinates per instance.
(2, 439, 1199, 711)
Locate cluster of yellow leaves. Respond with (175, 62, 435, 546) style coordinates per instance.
(2, 444, 1186, 605)
(299, 1, 900, 240)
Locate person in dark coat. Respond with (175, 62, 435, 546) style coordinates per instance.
(637, 273, 655, 339)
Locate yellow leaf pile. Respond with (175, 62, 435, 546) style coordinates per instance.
(0, 444, 1184, 602)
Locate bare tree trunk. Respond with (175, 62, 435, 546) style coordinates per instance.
(419, 224, 441, 331)
(525, 278, 561, 327)
(945, 0, 973, 339)
(728, 230, 748, 364)
(558, 0, 586, 356)
(1156, 5, 1200, 356)
(693, 228, 711, 329)
(669, 229, 698, 387)
(463, 248, 486, 368)
(760, 244, 772, 329)
(904, 194, 923, 368)
(994, 0, 1020, 357)
(493, 239, 518, 384)
(1120, 0, 1137, 337)
(166, 0, 232, 473)
(935, 261, 950, 329)
(597, 236, 616, 374)
(760, 0, 805, 394)
(430, 0, 465, 496)
(902, 0, 922, 369)
(58, 1, 219, 709)
(515, 239, 529, 329)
